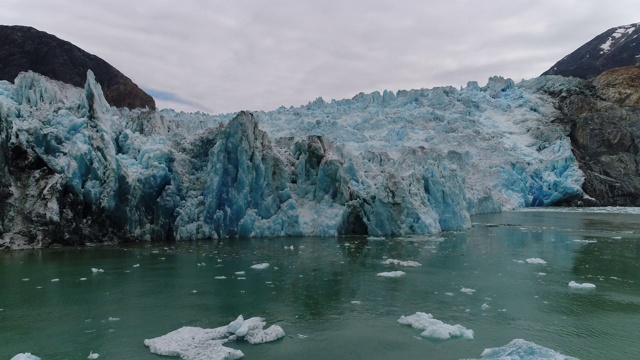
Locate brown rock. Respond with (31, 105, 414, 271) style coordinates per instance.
(593, 65, 640, 107)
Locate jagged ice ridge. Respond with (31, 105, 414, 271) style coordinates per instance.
(0, 71, 584, 247)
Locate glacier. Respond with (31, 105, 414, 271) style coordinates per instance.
(0, 70, 585, 248)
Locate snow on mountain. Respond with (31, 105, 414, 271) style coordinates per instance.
(0, 70, 584, 248)
(542, 22, 640, 79)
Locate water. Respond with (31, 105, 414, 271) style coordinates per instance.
(1, 209, 640, 359)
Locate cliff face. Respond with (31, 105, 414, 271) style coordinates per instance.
(0, 25, 155, 110)
(553, 66, 640, 206)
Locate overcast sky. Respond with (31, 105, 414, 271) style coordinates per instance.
(3, 1, 639, 114)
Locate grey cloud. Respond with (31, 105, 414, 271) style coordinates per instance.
(2, 0, 639, 113)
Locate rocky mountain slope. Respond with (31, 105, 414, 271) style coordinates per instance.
(550, 65, 640, 206)
(0, 25, 155, 110)
(542, 22, 640, 79)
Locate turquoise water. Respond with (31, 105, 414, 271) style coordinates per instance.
(2, 209, 640, 359)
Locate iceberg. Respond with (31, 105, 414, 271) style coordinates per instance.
(397, 312, 473, 340)
(468, 338, 579, 359)
(381, 258, 422, 267)
(568, 281, 596, 289)
(377, 271, 406, 278)
(10, 354, 41, 360)
(0, 71, 585, 248)
(144, 315, 284, 360)
(525, 258, 547, 265)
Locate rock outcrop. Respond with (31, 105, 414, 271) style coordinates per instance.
(0, 25, 155, 110)
(551, 66, 640, 206)
(542, 22, 640, 79)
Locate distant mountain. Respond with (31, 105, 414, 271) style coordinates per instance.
(542, 22, 640, 79)
(0, 25, 155, 110)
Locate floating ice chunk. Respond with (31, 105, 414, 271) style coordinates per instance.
(133, 264, 140, 268)
(537, 272, 546, 276)
(568, 281, 596, 289)
(367, 236, 385, 240)
(215, 276, 227, 280)
(51, 278, 59, 282)
(245, 324, 285, 344)
(513, 260, 524, 264)
(525, 258, 547, 265)
(382, 259, 422, 267)
(445, 292, 454, 296)
(191, 290, 198, 293)
(87, 351, 99, 359)
(22, 278, 30, 281)
(460, 287, 476, 295)
(351, 300, 362, 304)
(10, 354, 41, 360)
(250, 263, 270, 270)
(235, 271, 245, 275)
(377, 271, 406, 278)
(91, 268, 104, 273)
(472, 338, 578, 359)
(397, 312, 473, 340)
(227, 315, 244, 333)
(298, 334, 308, 339)
(611, 236, 622, 239)
(144, 326, 243, 360)
(573, 239, 596, 244)
(80, 278, 87, 281)
(284, 245, 294, 250)
(108, 317, 120, 321)
(481, 303, 490, 310)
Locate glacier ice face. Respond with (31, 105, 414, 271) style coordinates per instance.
(0, 71, 584, 248)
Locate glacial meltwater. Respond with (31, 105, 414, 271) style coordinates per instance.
(2, 209, 640, 359)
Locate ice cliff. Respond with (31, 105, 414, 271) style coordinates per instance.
(0, 71, 584, 248)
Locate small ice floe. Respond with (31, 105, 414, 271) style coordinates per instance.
(481, 303, 490, 310)
(568, 281, 596, 289)
(91, 268, 104, 273)
(611, 236, 622, 239)
(468, 338, 578, 359)
(445, 292, 454, 296)
(132, 264, 140, 268)
(367, 236, 385, 240)
(499, 309, 507, 312)
(525, 258, 547, 265)
(237, 277, 246, 280)
(251, 263, 270, 270)
(197, 262, 206, 266)
(284, 245, 294, 250)
(144, 315, 285, 359)
(537, 272, 547, 276)
(80, 278, 87, 281)
(298, 334, 308, 339)
(397, 312, 473, 340)
(21, 278, 30, 281)
(377, 271, 406, 278)
(351, 300, 362, 304)
(51, 278, 59, 282)
(87, 351, 99, 359)
(235, 271, 245, 275)
(108, 317, 120, 321)
(460, 287, 476, 295)
(573, 239, 597, 244)
(215, 276, 227, 280)
(382, 259, 422, 267)
(10, 353, 41, 360)
(191, 290, 198, 293)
